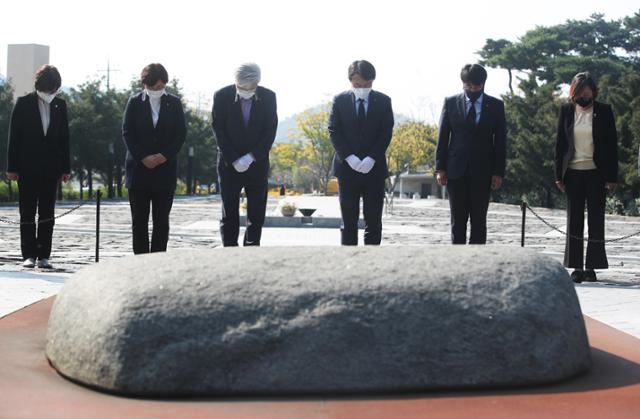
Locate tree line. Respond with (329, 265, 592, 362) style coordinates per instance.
(2, 11, 639, 214)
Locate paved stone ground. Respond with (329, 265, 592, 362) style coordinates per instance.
(1, 195, 639, 337)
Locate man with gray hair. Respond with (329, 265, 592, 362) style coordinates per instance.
(212, 63, 278, 246)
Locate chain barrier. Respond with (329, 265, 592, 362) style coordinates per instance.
(523, 202, 640, 244)
(0, 203, 87, 226)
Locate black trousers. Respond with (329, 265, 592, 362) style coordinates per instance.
(563, 169, 608, 269)
(218, 164, 268, 247)
(338, 174, 385, 246)
(446, 169, 491, 244)
(128, 189, 174, 254)
(18, 174, 59, 260)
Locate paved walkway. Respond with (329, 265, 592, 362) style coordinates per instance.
(1, 195, 639, 338)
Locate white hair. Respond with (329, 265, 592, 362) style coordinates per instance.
(235, 63, 261, 87)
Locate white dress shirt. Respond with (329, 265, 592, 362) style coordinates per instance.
(37, 96, 51, 136)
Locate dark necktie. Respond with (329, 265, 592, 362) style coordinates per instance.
(358, 98, 366, 131)
(467, 101, 477, 126)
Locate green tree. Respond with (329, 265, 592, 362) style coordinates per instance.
(66, 80, 108, 199)
(386, 120, 438, 206)
(480, 11, 640, 208)
(0, 80, 15, 199)
(270, 142, 305, 189)
(295, 105, 334, 195)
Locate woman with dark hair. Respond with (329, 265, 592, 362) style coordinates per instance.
(554, 71, 619, 283)
(5, 65, 70, 269)
(122, 63, 186, 254)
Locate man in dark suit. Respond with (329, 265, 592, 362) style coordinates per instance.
(6, 65, 70, 269)
(122, 63, 186, 254)
(329, 60, 394, 245)
(436, 64, 506, 244)
(212, 63, 278, 247)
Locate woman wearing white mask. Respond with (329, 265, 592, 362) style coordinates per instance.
(122, 63, 186, 254)
(6, 65, 71, 269)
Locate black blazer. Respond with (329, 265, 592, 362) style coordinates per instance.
(328, 90, 394, 179)
(7, 92, 70, 177)
(435, 93, 506, 180)
(211, 85, 278, 172)
(122, 92, 186, 191)
(554, 101, 618, 183)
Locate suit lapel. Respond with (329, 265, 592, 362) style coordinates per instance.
(366, 91, 377, 125)
(592, 101, 600, 143)
(230, 96, 246, 132)
(456, 93, 466, 122)
(141, 95, 155, 132)
(47, 99, 59, 137)
(345, 91, 358, 123)
(566, 103, 576, 148)
(475, 95, 490, 132)
(28, 93, 45, 137)
(246, 94, 260, 132)
(155, 95, 170, 132)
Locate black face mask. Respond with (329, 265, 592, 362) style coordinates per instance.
(465, 89, 483, 103)
(576, 97, 593, 107)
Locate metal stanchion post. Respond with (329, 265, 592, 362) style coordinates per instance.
(521, 201, 526, 247)
(187, 146, 194, 195)
(96, 190, 101, 263)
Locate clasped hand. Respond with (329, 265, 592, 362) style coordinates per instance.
(232, 153, 256, 173)
(345, 155, 375, 174)
(142, 154, 167, 169)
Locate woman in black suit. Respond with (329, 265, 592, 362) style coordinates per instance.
(554, 72, 618, 283)
(122, 63, 186, 254)
(6, 65, 70, 269)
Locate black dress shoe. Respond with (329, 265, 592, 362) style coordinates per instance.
(584, 270, 597, 282)
(570, 270, 584, 283)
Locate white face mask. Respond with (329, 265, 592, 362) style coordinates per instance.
(352, 87, 371, 100)
(145, 88, 166, 99)
(237, 89, 256, 100)
(37, 90, 57, 104)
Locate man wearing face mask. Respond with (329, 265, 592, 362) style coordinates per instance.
(212, 63, 278, 246)
(328, 60, 394, 245)
(6, 65, 71, 269)
(436, 63, 507, 245)
(122, 63, 186, 254)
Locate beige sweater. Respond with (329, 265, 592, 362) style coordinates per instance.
(569, 107, 597, 170)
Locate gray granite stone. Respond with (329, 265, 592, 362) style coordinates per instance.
(46, 246, 591, 396)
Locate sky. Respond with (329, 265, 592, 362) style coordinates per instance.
(1, 0, 638, 122)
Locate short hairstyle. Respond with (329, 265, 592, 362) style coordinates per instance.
(235, 63, 261, 87)
(141, 63, 169, 87)
(569, 72, 598, 102)
(348, 60, 376, 81)
(34, 65, 61, 92)
(460, 64, 487, 85)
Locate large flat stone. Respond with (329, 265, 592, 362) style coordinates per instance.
(46, 246, 591, 396)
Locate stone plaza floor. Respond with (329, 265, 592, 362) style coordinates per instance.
(1, 195, 639, 337)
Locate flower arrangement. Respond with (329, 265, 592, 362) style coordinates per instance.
(280, 201, 297, 217)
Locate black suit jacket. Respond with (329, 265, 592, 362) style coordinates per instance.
(122, 92, 186, 191)
(328, 90, 394, 179)
(554, 101, 618, 183)
(7, 92, 70, 177)
(435, 93, 506, 180)
(211, 85, 278, 173)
